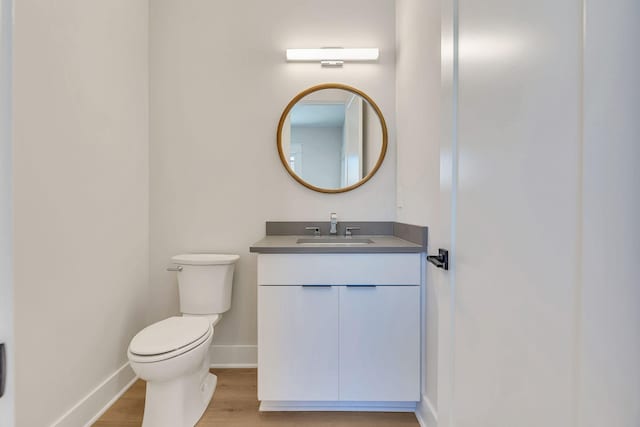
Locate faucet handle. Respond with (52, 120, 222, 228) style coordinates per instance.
(345, 226, 360, 237)
(305, 226, 321, 236)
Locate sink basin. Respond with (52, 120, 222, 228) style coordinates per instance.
(296, 237, 374, 245)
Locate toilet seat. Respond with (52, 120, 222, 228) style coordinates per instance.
(128, 317, 213, 363)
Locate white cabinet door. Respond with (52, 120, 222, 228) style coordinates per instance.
(339, 285, 420, 402)
(258, 285, 339, 401)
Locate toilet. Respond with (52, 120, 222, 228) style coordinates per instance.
(127, 253, 240, 427)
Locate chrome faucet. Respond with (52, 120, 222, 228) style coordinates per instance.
(329, 212, 338, 235)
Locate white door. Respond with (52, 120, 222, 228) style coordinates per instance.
(0, 0, 13, 424)
(339, 285, 420, 402)
(258, 285, 339, 401)
(578, 1, 640, 425)
(437, 0, 583, 426)
(427, 1, 459, 424)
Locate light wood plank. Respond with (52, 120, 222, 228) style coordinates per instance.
(93, 369, 419, 427)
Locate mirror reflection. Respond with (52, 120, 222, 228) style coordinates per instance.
(278, 85, 387, 193)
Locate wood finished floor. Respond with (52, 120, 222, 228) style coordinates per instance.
(94, 368, 419, 427)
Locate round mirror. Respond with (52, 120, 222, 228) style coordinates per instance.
(277, 83, 388, 193)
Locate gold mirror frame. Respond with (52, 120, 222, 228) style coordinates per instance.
(277, 83, 388, 194)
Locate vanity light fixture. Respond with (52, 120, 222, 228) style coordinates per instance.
(286, 47, 379, 67)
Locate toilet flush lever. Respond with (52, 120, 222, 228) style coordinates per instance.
(166, 266, 183, 272)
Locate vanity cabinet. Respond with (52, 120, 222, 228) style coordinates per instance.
(257, 253, 421, 406)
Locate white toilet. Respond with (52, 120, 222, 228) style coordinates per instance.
(127, 253, 240, 427)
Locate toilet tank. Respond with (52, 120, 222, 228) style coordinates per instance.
(170, 254, 240, 315)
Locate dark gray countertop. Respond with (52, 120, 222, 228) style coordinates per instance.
(250, 222, 428, 254)
(250, 235, 425, 254)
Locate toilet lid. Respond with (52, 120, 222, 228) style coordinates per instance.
(129, 317, 211, 356)
(171, 253, 240, 265)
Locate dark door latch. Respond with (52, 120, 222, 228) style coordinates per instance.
(427, 249, 449, 271)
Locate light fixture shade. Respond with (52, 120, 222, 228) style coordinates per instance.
(286, 48, 379, 62)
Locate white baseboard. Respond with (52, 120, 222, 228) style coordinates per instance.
(415, 393, 438, 427)
(50, 362, 137, 427)
(209, 344, 257, 368)
(260, 400, 417, 412)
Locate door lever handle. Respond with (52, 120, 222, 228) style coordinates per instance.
(427, 249, 449, 271)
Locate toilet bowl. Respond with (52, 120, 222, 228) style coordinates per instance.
(128, 316, 214, 427)
(127, 253, 239, 427)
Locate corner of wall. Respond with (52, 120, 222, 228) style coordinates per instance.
(50, 363, 137, 427)
(415, 393, 438, 427)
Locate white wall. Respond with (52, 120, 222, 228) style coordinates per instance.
(395, 0, 441, 416)
(12, 1, 149, 425)
(0, 0, 13, 424)
(579, 0, 640, 425)
(291, 126, 343, 189)
(396, 0, 441, 228)
(149, 0, 396, 357)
